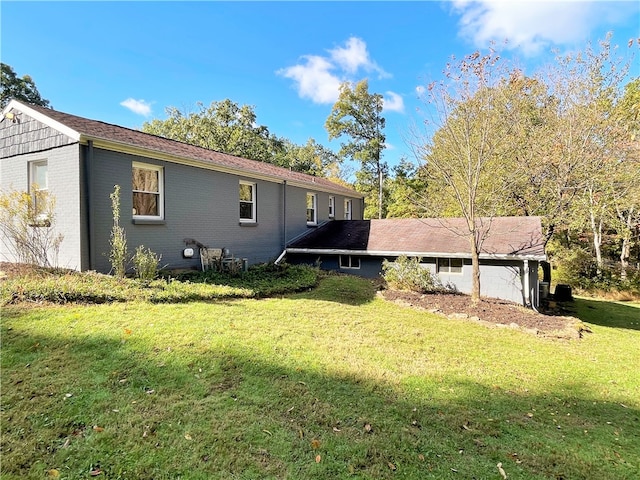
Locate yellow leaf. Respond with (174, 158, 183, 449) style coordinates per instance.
(47, 469, 60, 478)
(184, 433, 192, 440)
(310, 439, 321, 450)
(315, 454, 321, 463)
(93, 426, 104, 432)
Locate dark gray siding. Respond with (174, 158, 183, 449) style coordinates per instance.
(88, 148, 360, 273)
(0, 110, 76, 158)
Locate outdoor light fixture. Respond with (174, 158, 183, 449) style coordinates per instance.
(183, 248, 195, 258)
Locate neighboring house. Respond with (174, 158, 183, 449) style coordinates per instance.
(0, 100, 364, 272)
(285, 217, 547, 307)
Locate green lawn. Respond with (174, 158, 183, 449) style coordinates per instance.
(1, 276, 639, 479)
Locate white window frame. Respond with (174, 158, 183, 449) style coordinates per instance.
(437, 257, 463, 274)
(344, 199, 352, 220)
(328, 195, 335, 218)
(132, 162, 164, 220)
(29, 160, 49, 223)
(339, 255, 361, 269)
(239, 181, 257, 223)
(306, 193, 317, 225)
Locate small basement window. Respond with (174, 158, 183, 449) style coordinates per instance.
(339, 255, 361, 269)
(437, 258, 463, 274)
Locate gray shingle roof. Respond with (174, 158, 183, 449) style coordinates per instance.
(288, 217, 546, 260)
(12, 101, 360, 196)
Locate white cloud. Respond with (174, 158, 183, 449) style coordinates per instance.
(278, 36, 391, 105)
(329, 37, 390, 78)
(383, 91, 404, 113)
(277, 55, 342, 104)
(451, 0, 635, 55)
(120, 98, 152, 117)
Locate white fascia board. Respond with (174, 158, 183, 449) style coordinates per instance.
(4, 100, 81, 141)
(285, 248, 546, 262)
(87, 136, 360, 196)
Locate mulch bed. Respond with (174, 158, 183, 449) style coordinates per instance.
(380, 289, 586, 339)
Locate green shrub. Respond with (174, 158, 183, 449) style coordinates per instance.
(382, 256, 444, 293)
(132, 245, 161, 284)
(108, 185, 128, 278)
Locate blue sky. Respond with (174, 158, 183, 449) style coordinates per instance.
(2, 1, 639, 173)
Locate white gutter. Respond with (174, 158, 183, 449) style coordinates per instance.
(285, 247, 546, 262)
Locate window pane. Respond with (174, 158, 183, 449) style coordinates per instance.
(133, 167, 158, 192)
(339, 256, 348, 268)
(437, 258, 448, 272)
(239, 183, 253, 202)
(33, 163, 48, 189)
(451, 258, 463, 273)
(240, 202, 253, 220)
(306, 194, 315, 209)
(306, 208, 315, 223)
(133, 192, 158, 216)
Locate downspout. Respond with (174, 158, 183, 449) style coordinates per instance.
(275, 180, 287, 265)
(523, 259, 531, 308)
(85, 140, 96, 270)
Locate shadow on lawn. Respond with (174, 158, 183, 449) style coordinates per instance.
(2, 324, 638, 479)
(571, 297, 640, 331)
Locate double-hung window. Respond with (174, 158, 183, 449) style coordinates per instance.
(132, 162, 163, 220)
(328, 196, 335, 218)
(306, 193, 317, 225)
(344, 199, 352, 220)
(437, 258, 463, 274)
(29, 160, 49, 223)
(239, 181, 256, 223)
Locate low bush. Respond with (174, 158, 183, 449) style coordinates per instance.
(382, 255, 453, 294)
(132, 245, 161, 284)
(0, 262, 319, 305)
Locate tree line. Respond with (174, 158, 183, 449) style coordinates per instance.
(2, 34, 638, 298)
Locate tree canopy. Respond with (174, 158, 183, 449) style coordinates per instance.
(1, 63, 50, 109)
(325, 80, 386, 218)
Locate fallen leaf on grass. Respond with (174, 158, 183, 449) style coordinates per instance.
(364, 423, 373, 433)
(184, 433, 193, 440)
(497, 462, 507, 479)
(388, 462, 397, 471)
(124, 328, 132, 335)
(92, 426, 104, 432)
(47, 469, 60, 478)
(310, 439, 321, 449)
(332, 427, 341, 432)
(315, 454, 321, 463)
(90, 468, 102, 476)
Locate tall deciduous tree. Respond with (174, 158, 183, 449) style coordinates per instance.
(325, 80, 386, 219)
(142, 100, 285, 164)
(412, 50, 528, 303)
(1, 63, 50, 109)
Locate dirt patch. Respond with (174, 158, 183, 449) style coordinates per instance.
(380, 289, 586, 339)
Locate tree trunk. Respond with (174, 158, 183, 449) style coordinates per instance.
(619, 207, 634, 280)
(469, 232, 481, 304)
(590, 210, 604, 274)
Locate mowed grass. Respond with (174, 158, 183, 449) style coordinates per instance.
(1, 276, 639, 479)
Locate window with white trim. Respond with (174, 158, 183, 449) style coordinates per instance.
(340, 255, 361, 269)
(132, 162, 163, 219)
(437, 258, 463, 274)
(306, 193, 317, 225)
(344, 199, 352, 220)
(239, 181, 256, 223)
(328, 196, 335, 218)
(29, 160, 49, 222)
